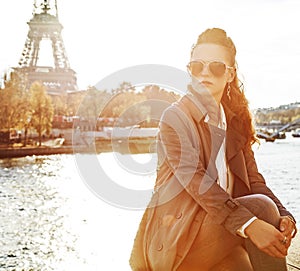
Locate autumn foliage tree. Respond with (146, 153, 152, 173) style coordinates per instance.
(76, 86, 111, 119)
(0, 72, 30, 132)
(29, 82, 54, 146)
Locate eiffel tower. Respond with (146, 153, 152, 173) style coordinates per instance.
(14, 0, 78, 95)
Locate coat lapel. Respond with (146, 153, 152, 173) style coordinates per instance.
(222, 103, 250, 191)
(226, 126, 251, 191)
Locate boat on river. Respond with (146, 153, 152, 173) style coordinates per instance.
(292, 129, 300, 138)
(256, 130, 286, 142)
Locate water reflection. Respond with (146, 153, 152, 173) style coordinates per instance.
(0, 155, 82, 271)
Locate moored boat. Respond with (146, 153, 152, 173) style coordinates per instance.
(292, 129, 300, 138)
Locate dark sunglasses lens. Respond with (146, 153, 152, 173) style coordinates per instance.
(189, 62, 204, 76)
(209, 62, 226, 77)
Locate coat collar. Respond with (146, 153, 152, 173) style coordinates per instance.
(222, 103, 247, 161)
(179, 90, 247, 160)
(180, 88, 220, 125)
(181, 92, 207, 123)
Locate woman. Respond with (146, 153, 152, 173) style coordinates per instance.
(129, 28, 297, 271)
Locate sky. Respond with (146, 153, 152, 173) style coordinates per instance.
(0, 0, 300, 109)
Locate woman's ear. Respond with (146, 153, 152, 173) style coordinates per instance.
(227, 68, 236, 83)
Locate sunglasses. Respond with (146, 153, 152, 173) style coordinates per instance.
(187, 60, 234, 77)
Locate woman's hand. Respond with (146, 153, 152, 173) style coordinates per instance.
(245, 219, 289, 258)
(279, 216, 297, 245)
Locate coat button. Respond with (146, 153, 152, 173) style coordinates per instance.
(157, 244, 163, 251)
(176, 212, 182, 219)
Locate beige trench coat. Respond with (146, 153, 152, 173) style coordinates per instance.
(129, 92, 292, 271)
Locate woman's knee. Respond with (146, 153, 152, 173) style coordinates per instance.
(237, 194, 280, 227)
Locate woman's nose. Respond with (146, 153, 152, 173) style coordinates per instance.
(201, 63, 210, 75)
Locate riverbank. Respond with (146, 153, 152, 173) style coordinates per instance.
(0, 145, 74, 159)
(0, 137, 157, 159)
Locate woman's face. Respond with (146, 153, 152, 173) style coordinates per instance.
(189, 43, 235, 103)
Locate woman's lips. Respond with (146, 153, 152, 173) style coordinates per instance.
(200, 81, 213, 86)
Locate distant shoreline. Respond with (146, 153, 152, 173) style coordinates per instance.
(0, 145, 75, 159)
(0, 137, 156, 159)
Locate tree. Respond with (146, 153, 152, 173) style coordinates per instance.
(76, 86, 111, 119)
(99, 82, 181, 126)
(51, 95, 68, 116)
(0, 72, 30, 145)
(0, 71, 30, 140)
(66, 91, 85, 117)
(29, 82, 54, 146)
(111, 81, 135, 95)
(142, 84, 181, 103)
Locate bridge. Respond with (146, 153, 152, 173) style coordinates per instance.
(256, 118, 300, 142)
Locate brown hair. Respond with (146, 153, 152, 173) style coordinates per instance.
(192, 28, 257, 145)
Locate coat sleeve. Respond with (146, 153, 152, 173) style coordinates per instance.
(158, 106, 255, 235)
(243, 144, 296, 222)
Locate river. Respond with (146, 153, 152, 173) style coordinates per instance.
(0, 133, 299, 270)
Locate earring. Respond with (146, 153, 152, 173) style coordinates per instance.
(227, 84, 231, 100)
